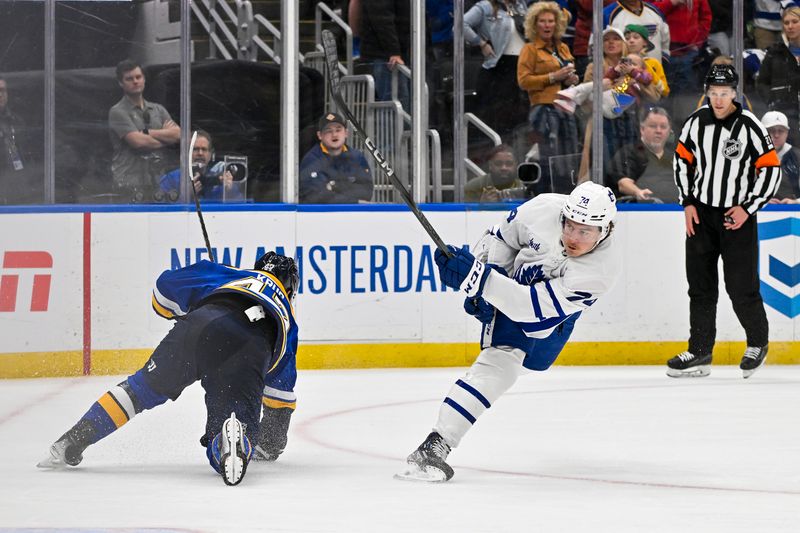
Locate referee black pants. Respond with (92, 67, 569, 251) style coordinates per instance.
(686, 203, 769, 356)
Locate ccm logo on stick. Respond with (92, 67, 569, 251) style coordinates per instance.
(0, 251, 53, 312)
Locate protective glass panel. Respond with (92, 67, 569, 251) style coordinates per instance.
(0, 2, 45, 205)
(54, 0, 181, 204)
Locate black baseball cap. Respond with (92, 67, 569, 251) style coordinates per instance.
(318, 112, 347, 130)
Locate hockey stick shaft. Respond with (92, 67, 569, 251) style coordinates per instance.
(321, 30, 453, 258)
(188, 130, 215, 262)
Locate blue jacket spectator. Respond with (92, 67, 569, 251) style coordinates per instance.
(299, 113, 373, 204)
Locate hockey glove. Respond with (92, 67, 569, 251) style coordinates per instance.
(464, 296, 495, 324)
(434, 245, 492, 298)
(253, 406, 293, 462)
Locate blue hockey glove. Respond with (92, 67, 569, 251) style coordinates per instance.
(434, 245, 491, 298)
(464, 296, 495, 324)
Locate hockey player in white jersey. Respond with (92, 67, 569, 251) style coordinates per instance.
(397, 181, 621, 482)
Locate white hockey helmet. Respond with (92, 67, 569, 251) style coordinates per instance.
(562, 181, 617, 240)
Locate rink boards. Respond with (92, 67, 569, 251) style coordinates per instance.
(1, 204, 799, 377)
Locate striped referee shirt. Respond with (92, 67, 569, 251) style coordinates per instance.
(674, 102, 781, 214)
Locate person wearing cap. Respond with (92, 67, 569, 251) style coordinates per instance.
(603, 0, 671, 64)
(624, 24, 669, 99)
(579, 27, 652, 173)
(667, 64, 781, 379)
(762, 110, 800, 202)
(299, 112, 373, 204)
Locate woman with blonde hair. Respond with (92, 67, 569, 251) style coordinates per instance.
(517, 1, 579, 194)
(757, 5, 800, 145)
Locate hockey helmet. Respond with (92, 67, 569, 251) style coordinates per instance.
(704, 64, 738, 91)
(254, 251, 299, 299)
(562, 181, 617, 241)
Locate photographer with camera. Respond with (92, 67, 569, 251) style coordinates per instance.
(158, 130, 244, 203)
(299, 112, 373, 204)
(465, 144, 526, 202)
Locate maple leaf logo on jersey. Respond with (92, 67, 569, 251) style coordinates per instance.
(514, 264, 545, 286)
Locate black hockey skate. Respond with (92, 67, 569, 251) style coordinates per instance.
(37, 433, 85, 469)
(740, 345, 768, 379)
(666, 351, 712, 378)
(394, 431, 454, 483)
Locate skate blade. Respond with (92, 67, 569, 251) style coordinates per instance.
(222, 453, 245, 486)
(36, 455, 67, 469)
(666, 365, 710, 378)
(393, 462, 449, 483)
(221, 415, 245, 485)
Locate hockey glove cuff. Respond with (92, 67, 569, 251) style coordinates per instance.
(434, 245, 492, 298)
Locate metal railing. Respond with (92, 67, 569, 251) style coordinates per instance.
(189, 0, 240, 60)
(463, 112, 502, 179)
(314, 3, 353, 75)
(369, 101, 405, 203)
(187, 0, 442, 204)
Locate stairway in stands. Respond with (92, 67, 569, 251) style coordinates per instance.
(192, 0, 328, 61)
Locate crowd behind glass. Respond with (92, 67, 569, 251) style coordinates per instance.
(1, 0, 798, 207)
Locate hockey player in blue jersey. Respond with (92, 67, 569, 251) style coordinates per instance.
(397, 181, 621, 482)
(38, 251, 300, 486)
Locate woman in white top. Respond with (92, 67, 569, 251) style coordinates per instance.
(464, 0, 530, 139)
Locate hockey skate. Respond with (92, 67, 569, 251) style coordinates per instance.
(394, 431, 454, 483)
(37, 433, 85, 469)
(211, 413, 253, 486)
(666, 351, 712, 378)
(740, 345, 768, 379)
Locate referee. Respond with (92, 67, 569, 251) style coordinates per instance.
(667, 64, 781, 379)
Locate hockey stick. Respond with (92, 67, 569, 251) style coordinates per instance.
(320, 30, 453, 258)
(188, 130, 215, 262)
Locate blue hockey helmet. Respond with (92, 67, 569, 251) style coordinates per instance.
(254, 252, 299, 298)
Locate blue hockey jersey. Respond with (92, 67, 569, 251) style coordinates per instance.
(150, 260, 298, 405)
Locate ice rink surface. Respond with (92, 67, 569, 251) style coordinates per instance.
(1, 365, 799, 533)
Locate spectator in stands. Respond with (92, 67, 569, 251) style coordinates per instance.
(359, 1, 411, 111)
(573, 0, 616, 79)
(463, 0, 530, 140)
(606, 106, 678, 202)
(299, 112, 373, 204)
(624, 24, 669, 99)
(707, 0, 733, 57)
(109, 59, 180, 203)
(603, 0, 671, 64)
(752, 0, 800, 50)
(582, 27, 653, 171)
(158, 130, 239, 203)
(464, 144, 526, 202)
(517, 2, 580, 193)
(555, 52, 656, 118)
(757, 6, 800, 146)
(762, 111, 800, 202)
(652, 0, 712, 127)
(0, 76, 35, 204)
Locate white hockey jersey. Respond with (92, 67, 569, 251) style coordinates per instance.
(476, 194, 621, 349)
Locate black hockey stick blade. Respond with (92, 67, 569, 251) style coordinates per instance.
(320, 30, 453, 258)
